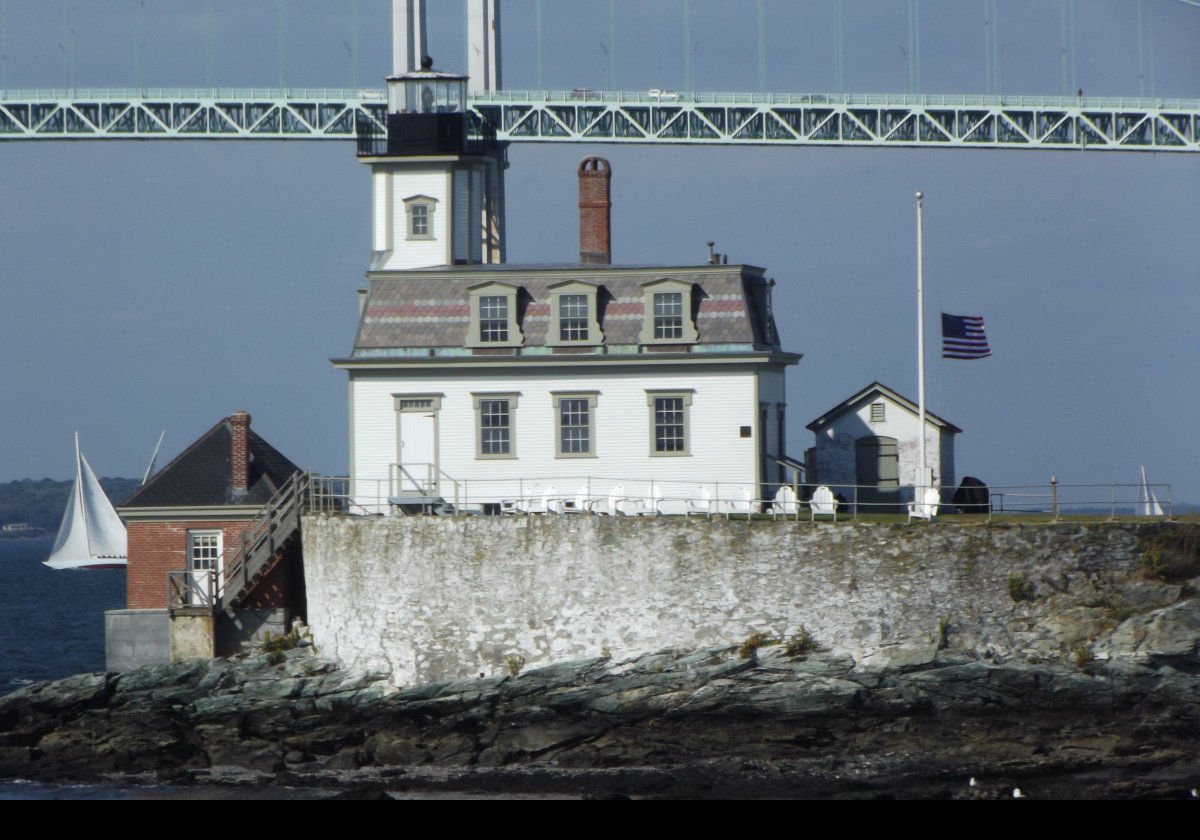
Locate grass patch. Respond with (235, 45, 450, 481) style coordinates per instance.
(737, 631, 780, 659)
(1139, 524, 1200, 583)
(1007, 572, 1035, 602)
(783, 626, 816, 657)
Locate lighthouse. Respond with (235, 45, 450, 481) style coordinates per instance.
(357, 1, 504, 269)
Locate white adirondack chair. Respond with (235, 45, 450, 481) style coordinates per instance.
(809, 485, 837, 521)
(564, 484, 591, 514)
(907, 486, 941, 522)
(772, 485, 799, 518)
(729, 484, 756, 515)
(687, 485, 713, 517)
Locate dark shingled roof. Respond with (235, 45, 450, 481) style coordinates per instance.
(120, 417, 300, 508)
(353, 264, 782, 353)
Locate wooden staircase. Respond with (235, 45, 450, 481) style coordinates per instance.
(220, 469, 309, 610)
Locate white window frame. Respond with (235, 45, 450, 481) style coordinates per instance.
(402, 195, 438, 241)
(473, 392, 520, 459)
(466, 282, 523, 348)
(646, 389, 694, 457)
(546, 280, 603, 347)
(552, 392, 599, 459)
(639, 278, 698, 345)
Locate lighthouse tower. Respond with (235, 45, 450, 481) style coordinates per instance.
(357, 1, 504, 269)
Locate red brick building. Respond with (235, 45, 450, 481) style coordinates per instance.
(106, 412, 303, 671)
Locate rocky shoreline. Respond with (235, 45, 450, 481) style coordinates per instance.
(3, 604, 1200, 799)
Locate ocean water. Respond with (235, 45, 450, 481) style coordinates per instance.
(0, 538, 124, 693)
(0, 539, 335, 799)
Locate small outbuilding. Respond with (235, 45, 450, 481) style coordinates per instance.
(804, 382, 961, 512)
(105, 412, 304, 672)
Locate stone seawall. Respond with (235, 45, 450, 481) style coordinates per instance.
(302, 515, 1190, 688)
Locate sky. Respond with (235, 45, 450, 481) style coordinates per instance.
(0, 1, 1197, 507)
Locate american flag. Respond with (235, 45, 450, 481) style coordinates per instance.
(941, 313, 992, 360)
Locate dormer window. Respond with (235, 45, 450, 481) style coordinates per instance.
(479, 296, 509, 342)
(404, 195, 437, 241)
(653, 292, 684, 339)
(467, 282, 523, 348)
(639, 278, 698, 345)
(559, 295, 588, 340)
(547, 280, 603, 347)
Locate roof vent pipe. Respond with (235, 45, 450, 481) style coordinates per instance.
(578, 156, 611, 265)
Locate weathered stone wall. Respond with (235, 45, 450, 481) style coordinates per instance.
(302, 514, 1178, 687)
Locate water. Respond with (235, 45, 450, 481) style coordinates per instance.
(0, 543, 327, 798)
(0, 538, 124, 693)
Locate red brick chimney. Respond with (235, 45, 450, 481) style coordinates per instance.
(229, 411, 251, 496)
(578, 156, 611, 265)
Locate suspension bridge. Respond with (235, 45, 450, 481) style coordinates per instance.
(0, 1, 1196, 151)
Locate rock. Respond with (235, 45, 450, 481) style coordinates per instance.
(1, 642, 1199, 798)
(1092, 599, 1200, 660)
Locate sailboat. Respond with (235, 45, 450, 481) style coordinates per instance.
(1140, 465, 1165, 517)
(43, 433, 128, 570)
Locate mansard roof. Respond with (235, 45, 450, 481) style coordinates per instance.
(348, 263, 784, 355)
(120, 417, 300, 509)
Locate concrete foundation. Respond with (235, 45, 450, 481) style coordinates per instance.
(170, 609, 215, 662)
(105, 609, 170, 673)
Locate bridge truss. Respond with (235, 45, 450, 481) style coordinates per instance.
(1, 88, 1197, 152)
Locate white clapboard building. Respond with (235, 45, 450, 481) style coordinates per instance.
(333, 63, 800, 513)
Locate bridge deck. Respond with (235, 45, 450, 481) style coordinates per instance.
(1, 88, 1196, 151)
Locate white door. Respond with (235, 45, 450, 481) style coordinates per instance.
(187, 531, 222, 606)
(398, 411, 437, 493)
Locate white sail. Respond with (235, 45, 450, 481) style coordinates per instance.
(1140, 465, 1165, 517)
(44, 433, 128, 570)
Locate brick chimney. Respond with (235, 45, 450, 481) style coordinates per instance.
(229, 411, 251, 497)
(578, 156, 611, 265)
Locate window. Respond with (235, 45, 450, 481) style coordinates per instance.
(188, 532, 221, 572)
(639, 279, 698, 345)
(466, 282, 523, 347)
(403, 195, 437, 241)
(559, 295, 589, 341)
(553, 392, 598, 458)
(646, 390, 694, 456)
(653, 292, 684, 339)
(473, 393, 520, 458)
(479, 295, 509, 342)
(547, 280, 603, 347)
(870, 402, 886, 423)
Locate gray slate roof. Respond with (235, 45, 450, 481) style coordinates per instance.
(120, 418, 300, 508)
(352, 263, 782, 353)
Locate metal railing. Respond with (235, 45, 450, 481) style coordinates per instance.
(314, 472, 1174, 523)
(167, 569, 216, 610)
(219, 469, 308, 608)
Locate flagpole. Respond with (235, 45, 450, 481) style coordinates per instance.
(916, 191, 927, 497)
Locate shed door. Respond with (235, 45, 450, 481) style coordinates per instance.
(856, 436, 899, 512)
